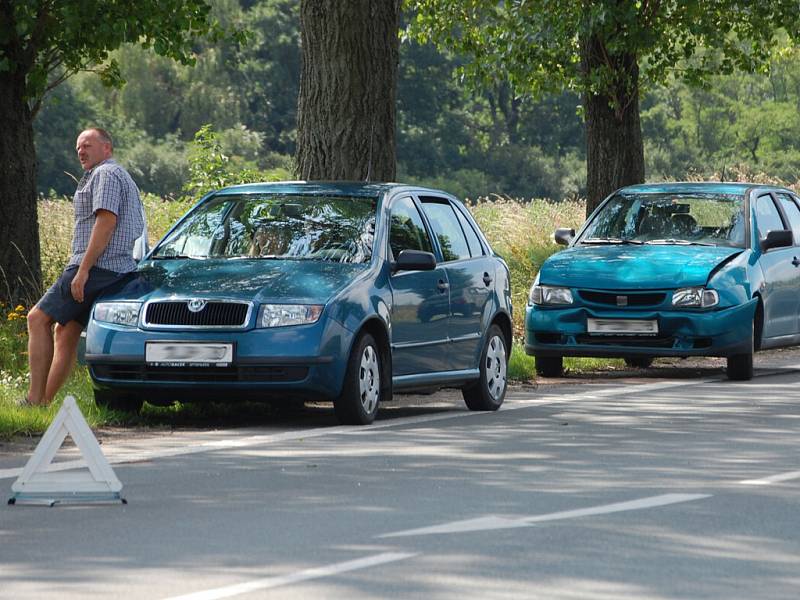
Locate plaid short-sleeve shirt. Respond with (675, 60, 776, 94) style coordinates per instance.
(68, 158, 144, 273)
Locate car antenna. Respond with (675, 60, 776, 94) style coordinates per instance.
(720, 165, 726, 182)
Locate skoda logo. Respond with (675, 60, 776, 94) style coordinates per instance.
(187, 299, 207, 313)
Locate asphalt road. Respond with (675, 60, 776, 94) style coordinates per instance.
(2, 352, 800, 600)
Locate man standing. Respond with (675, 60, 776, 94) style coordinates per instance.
(23, 128, 143, 406)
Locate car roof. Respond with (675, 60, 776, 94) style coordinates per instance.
(618, 182, 788, 196)
(213, 181, 454, 199)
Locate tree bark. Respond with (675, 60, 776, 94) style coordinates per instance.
(581, 34, 645, 216)
(296, 0, 400, 181)
(0, 71, 41, 306)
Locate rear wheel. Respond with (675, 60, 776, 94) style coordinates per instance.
(535, 356, 563, 377)
(624, 356, 653, 369)
(462, 325, 508, 411)
(334, 333, 382, 425)
(727, 316, 755, 381)
(94, 389, 144, 414)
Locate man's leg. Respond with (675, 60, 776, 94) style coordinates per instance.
(26, 306, 56, 405)
(44, 321, 84, 404)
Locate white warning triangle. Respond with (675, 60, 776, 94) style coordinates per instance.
(9, 395, 125, 506)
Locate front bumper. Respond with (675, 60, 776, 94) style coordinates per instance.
(85, 316, 352, 401)
(524, 298, 757, 359)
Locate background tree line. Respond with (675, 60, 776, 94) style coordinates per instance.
(4, 0, 800, 306)
(34, 0, 800, 206)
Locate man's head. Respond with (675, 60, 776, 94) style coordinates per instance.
(76, 128, 113, 171)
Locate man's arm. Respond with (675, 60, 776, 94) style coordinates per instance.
(70, 209, 117, 303)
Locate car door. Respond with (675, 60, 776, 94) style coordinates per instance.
(387, 195, 451, 375)
(419, 196, 492, 371)
(754, 192, 797, 339)
(775, 193, 800, 334)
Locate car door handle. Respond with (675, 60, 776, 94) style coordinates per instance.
(793, 257, 800, 267)
(437, 280, 449, 292)
(483, 272, 493, 286)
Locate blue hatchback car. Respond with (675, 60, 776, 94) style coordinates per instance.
(86, 182, 513, 424)
(525, 182, 800, 380)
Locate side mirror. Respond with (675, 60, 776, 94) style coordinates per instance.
(392, 249, 437, 272)
(554, 228, 575, 246)
(760, 229, 793, 252)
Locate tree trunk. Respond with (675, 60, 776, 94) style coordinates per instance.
(0, 72, 41, 306)
(296, 0, 400, 181)
(581, 34, 645, 216)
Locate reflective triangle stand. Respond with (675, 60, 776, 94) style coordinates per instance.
(8, 395, 125, 506)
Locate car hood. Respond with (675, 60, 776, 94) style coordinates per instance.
(120, 258, 367, 303)
(540, 244, 742, 289)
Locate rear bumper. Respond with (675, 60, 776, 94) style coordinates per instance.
(524, 299, 757, 358)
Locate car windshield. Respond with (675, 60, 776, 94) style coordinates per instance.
(152, 193, 377, 263)
(579, 192, 746, 248)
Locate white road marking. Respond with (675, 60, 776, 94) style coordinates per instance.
(161, 552, 416, 600)
(380, 493, 712, 537)
(739, 470, 800, 485)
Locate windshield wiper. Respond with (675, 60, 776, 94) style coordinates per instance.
(645, 239, 714, 246)
(150, 254, 203, 260)
(229, 254, 284, 260)
(582, 237, 643, 245)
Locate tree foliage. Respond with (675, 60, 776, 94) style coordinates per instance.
(25, 1, 800, 206)
(409, 1, 800, 108)
(0, 0, 235, 114)
(408, 0, 800, 210)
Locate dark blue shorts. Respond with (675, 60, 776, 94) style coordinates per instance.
(36, 265, 131, 327)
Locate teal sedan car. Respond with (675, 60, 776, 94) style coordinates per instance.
(86, 182, 512, 424)
(525, 182, 800, 380)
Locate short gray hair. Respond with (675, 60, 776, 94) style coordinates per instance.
(84, 127, 113, 149)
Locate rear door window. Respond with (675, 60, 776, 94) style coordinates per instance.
(419, 198, 471, 262)
(777, 193, 800, 245)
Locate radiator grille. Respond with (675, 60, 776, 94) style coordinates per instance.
(578, 290, 666, 307)
(144, 301, 250, 327)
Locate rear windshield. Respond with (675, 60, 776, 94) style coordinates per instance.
(152, 194, 378, 263)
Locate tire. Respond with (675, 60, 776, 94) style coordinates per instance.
(94, 389, 144, 414)
(463, 324, 508, 411)
(624, 356, 653, 369)
(334, 333, 382, 425)
(535, 355, 563, 377)
(727, 316, 755, 381)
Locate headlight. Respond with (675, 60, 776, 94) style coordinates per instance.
(93, 302, 141, 326)
(257, 304, 323, 328)
(671, 287, 719, 308)
(529, 285, 573, 306)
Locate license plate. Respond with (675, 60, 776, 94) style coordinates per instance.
(587, 318, 658, 335)
(146, 342, 233, 366)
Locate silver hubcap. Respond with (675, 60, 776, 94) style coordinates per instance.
(359, 345, 380, 414)
(485, 335, 507, 401)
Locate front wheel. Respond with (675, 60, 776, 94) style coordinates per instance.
(334, 333, 382, 425)
(463, 325, 508, 411)
(94, 389, 144, 414)
(727, 316, 755, 381)
(624, 356, 653, 369)
(535, 356, 563, 377)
